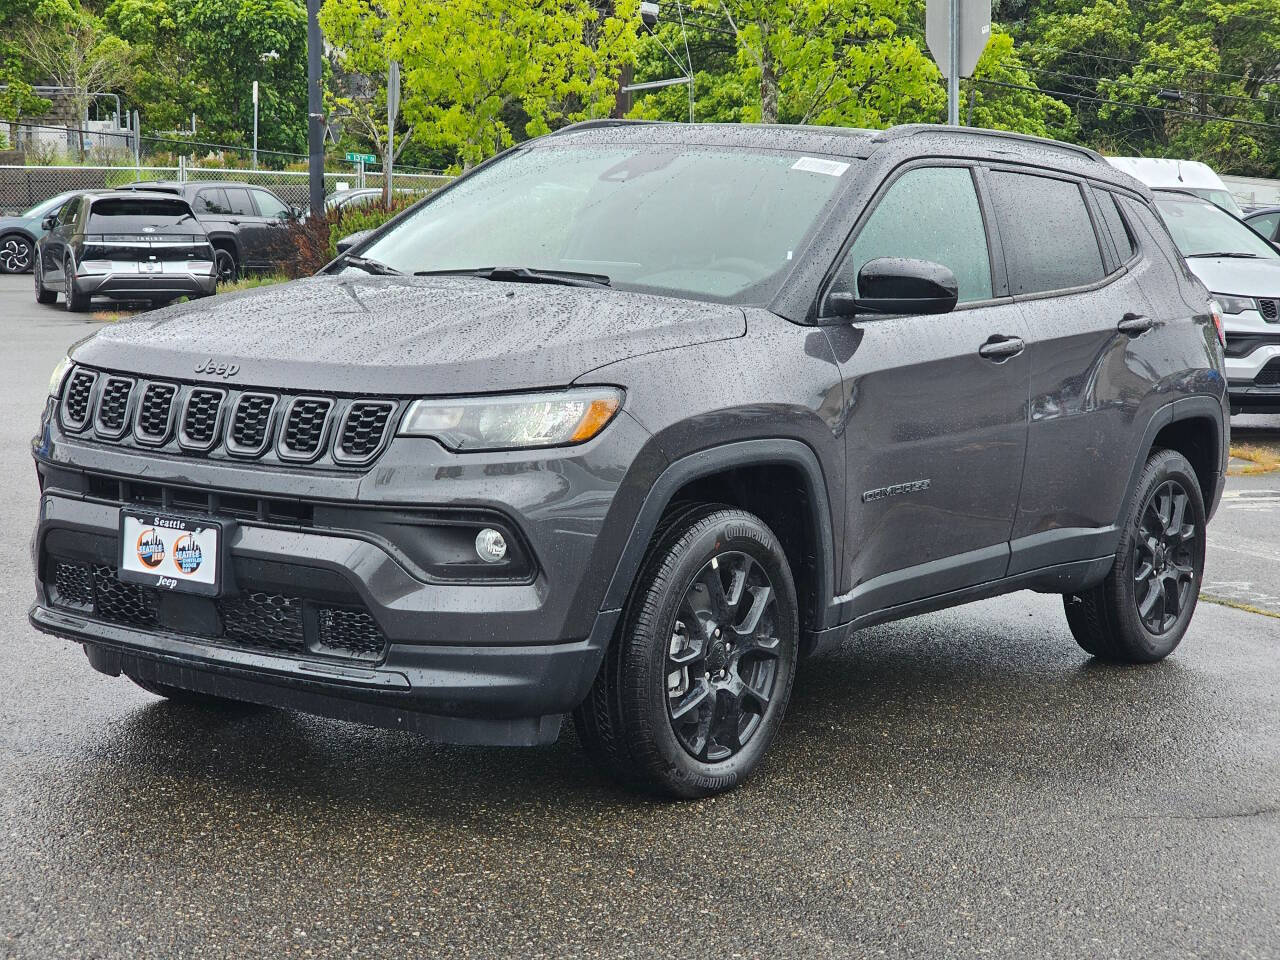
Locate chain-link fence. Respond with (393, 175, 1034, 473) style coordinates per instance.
(0, 163, 451, 214)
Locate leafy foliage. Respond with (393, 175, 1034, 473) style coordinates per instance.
(281, 191, 418, 276)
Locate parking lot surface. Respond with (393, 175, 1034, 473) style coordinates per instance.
(2, 275, 1277, 959)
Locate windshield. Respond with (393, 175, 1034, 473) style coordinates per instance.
(22, 193, 74, 218)
(1182, 187, 1242, 216)
(358, 144, 854, 301)
(1154, 195, 1280, 259)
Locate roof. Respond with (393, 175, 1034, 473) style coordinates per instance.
(546, 119, 1140, 188)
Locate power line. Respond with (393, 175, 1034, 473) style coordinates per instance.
(1022, 43, 1280, 87)
(970, 77, 1280, 132)
(1020, 64, 1279, 106)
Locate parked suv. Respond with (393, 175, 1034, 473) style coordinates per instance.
(31, 122, 1228, 798)
(1152, 190, 1280, 413)
(33, 191, 216, 310)
(120, 180, 296, 281)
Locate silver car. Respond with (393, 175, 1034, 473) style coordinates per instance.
(1154, 190, 1280, 413)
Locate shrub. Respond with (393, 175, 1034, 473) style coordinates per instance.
(279, 192, 419, 278)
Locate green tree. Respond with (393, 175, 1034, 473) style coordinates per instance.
(960, 29, 1076, 139)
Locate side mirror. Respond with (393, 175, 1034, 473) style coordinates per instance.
(287, 206, 301, 219)
(335, 229, 372, 255)
(42, 215, 57, 231)
(823, 257, 959, 318)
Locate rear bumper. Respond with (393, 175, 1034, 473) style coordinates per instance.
(31, 602, 614, 745)
(74, 271, 216, 299)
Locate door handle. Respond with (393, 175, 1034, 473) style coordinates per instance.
(228, 219, 241, 225)
(978, 335, 1025, 361)
(1117, 313, 1155, 335)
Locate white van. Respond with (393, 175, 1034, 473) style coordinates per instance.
(1106, 157, 1243, 216)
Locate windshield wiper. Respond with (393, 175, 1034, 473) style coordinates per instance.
(1186, 251, 1259, 259)
(342, 255, 402, 276)
(413, 266, 611, 287)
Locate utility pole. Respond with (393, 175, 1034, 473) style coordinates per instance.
(947, 0, 959, 125)
(306, 0, 325, 218)
(252, 80, 259, 170)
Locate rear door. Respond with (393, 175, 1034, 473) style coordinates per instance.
(823, 163, 1031, 620)
(247, 188, 293, 267)
(41, 196, 82, 282)
(986, 169, 1159, 573)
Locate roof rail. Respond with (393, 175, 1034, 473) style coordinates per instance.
(871, 124, 1104, 163)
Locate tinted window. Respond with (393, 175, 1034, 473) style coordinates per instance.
(56, 198, 79, 226)
(1153, 194, 1280, 260)
(362, 145, 851, 302)
(225, 188, 255, 216)
(87, 198, 193, 229)
(1096, 190, 1136, 262)
(836, 166, 992, 303)
(989, 172, 1104, 294)
(252, 189, 289, 218)
(194, 188, 230, 215)
(1247, 212, 1279, 241)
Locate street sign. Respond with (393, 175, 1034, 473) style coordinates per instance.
(346, 151, 376, 164)
(926, 0, 991, 78)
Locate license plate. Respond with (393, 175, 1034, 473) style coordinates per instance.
(138, 261, 161, 273)
(118, 510, 223, 596)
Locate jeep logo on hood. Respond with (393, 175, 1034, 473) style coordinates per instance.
(194, 358, 240, 378)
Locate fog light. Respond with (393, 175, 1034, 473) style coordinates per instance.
(475, 528, 508, 564)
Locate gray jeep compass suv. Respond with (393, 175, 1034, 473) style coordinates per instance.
(31, 122, 1229, 798)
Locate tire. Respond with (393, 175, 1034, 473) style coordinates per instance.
(574, 504, 799, 799)
(128, 674, 250, 709)
(1063, 449, 1206, 663)
(34, 259, 56, 304)
(63, 258, 90, 312)
(0, 233, 33, 273)
(214, 248, 239, 285)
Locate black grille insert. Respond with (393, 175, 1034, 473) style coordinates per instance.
(338, 401, 395, 462)
(135, 382, 177, 443)
(61, 369, 96, 430)
(228, 393, 277, 456)
(1257, 359, 1280, 387)
(218, 591, 305, 653)
(1260, 298, 1278, 322)
(180, 388, 225, 449)
(280, 397, 332, 460)
(95, 377, 135, 438)
(313, 606, 385, 660)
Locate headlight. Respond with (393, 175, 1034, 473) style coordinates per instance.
(399, 387, 623, 451)
(48, 356, 72, 396)
(1212, 293, 1256, 315)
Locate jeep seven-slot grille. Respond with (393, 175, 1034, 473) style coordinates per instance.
(61, 366, 397, 467)
(281, 398, 332, 459)
(1261, 298, 1279, 322)
(135, 383, 177, 442)
(95, 377, 134, 437)
(62, 370, 96, 429)
(181, 389, 224, 448)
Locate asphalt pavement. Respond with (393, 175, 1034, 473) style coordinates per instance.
(1, 275, 1277, 959)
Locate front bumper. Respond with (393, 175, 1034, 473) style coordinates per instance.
(32, 402, 661, 743)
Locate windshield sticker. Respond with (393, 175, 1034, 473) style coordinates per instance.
(791, 157, 850, 177)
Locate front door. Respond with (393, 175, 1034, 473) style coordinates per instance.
(823, 164, 1030, 622)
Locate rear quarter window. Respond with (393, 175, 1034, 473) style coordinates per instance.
(988, 171, 1105, 295)
(1095, 189, 1137, 263)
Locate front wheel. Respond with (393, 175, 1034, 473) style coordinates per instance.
(574, 505, 799, 799)
(0, 234, 32, 273)
(1064, 449, 1206, 663)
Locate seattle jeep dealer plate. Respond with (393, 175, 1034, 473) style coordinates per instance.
(118, 510, 224, 597)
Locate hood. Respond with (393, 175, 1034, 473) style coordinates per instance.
(0, 215, 34, 234)
(1183, 256, 1280, 298)
(72, 274, 747, 395)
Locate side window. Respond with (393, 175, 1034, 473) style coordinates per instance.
(988, 172, 1105, 295)
(225, 188, 255, 216)
(1096, 190, 1137, 263)
(194, 188, 230, 215)
(56, 198, 79, 226)
(251, 189, 290, 218)
(1249, 212, 1279, 241)
(835, 166, 992, 304)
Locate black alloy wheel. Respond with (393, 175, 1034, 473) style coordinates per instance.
(1132, 479, 1198, 635)
(666, 551, 783, 762)
(0, 235, 32, 273)
(64, 257, 89, 312)
(214, 249, 238, 284)
(34, 258, 57, 304)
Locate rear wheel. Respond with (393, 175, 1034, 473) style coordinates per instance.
(1064, 449, 1206, 663)
(63, 257, 90, 312)
(574, 505, 799, 799)
(34, 259, 56, 304)
(214, 248, 238, 285)
(0, 234, 32, 273)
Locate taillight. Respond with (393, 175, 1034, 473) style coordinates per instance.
(1208, 299, 1226, 347)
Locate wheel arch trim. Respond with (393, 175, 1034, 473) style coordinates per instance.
(597, 438, 838, 628)
(1118, 395, 1227, 529)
